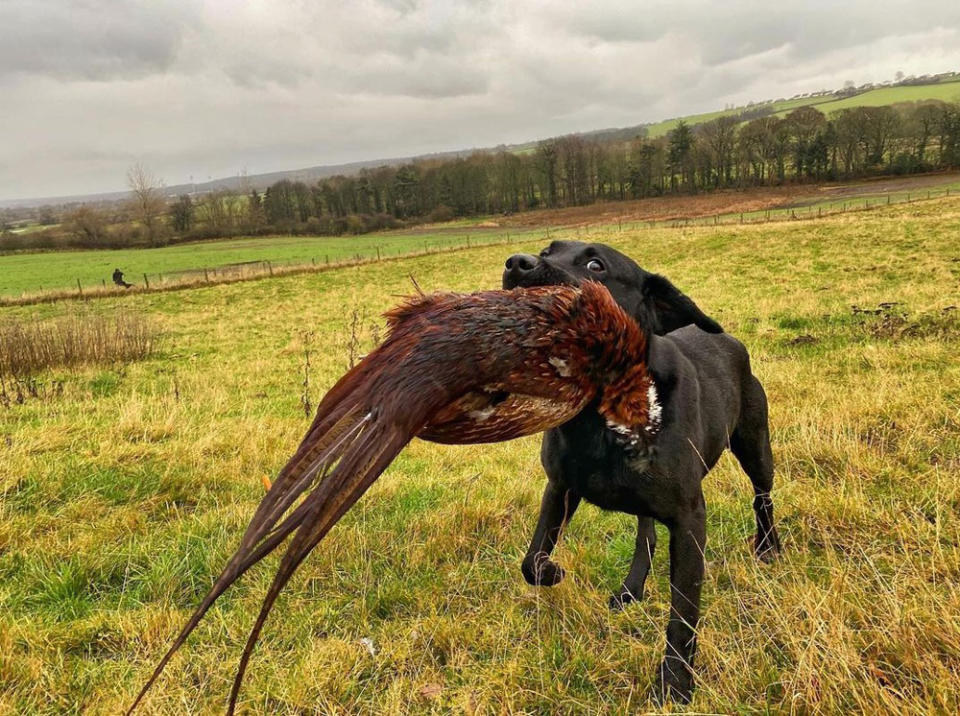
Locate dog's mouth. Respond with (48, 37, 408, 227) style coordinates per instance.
(502, 256, 580, 290)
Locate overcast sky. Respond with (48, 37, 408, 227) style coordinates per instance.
(2, 0, 960, 202)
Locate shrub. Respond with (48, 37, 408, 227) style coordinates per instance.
(427, 205, 455, 223)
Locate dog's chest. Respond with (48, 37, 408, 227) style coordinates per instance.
(543, 422, 661, 514)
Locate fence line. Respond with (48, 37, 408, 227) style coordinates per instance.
(655, 185, 952, 230)
(2, 186, 955, 308)
(0, 232, 529, 308)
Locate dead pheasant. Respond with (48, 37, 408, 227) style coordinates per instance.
(129, 280, 660, 714)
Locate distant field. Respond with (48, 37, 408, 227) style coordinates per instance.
(0, 227, 538, 297)
(4, 173, 960, 301)
(809, 80, 960, 115)
(1, 197, 958, 713)
(642, 79, 960, 138)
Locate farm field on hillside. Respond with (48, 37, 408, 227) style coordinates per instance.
(644, 79, 960, 137)
(808, 79, 960, 114)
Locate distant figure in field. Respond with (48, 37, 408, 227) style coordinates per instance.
(112, 268, 133, 288)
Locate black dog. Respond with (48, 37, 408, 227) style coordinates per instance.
(502, 241, 781, 703)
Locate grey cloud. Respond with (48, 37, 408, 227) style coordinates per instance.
(0, 1, 197, 82)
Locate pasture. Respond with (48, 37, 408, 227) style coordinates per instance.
(0, 228, 536, 298)
(1, 198, 959, 713)
(643, 78, 960, 137)
(5, 172, 960, 304)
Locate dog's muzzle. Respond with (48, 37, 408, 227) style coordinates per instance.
(502, 254, 579, 290)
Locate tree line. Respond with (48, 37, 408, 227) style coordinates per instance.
(3, 99, 960, 252)
(241, 99, 960, 231)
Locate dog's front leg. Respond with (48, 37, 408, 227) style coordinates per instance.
(657, 501, 706, 705)
(521, 481, 580, 587)
(610, 516, 657, 610)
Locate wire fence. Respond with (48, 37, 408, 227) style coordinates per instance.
(0, 233, 534, 308)
(653, 185, 954, 230)
(2, 185, 955, 308)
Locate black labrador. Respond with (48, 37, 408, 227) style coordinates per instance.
(502, 240, 781, 703)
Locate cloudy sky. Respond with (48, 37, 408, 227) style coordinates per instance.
(2, 0, 960, 202)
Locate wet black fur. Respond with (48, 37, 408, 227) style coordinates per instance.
(503, 241, 782, 704)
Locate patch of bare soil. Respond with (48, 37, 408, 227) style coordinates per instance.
(492, 172, 960, 229)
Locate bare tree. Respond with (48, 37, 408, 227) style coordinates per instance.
(127, 163, 166, 246)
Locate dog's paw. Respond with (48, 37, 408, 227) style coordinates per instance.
(608, 588, 641, 611)
(521, 555, 566, 587)
(752, 532, 782, 562)
(653, 658, 694, 706)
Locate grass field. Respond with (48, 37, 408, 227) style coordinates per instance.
(6, 173, 960, 302)
(0, 228, 537, 297)
(1, 197, 959, 713)
(643, 79, 960, 137)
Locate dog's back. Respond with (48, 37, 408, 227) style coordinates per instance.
(655, 326, 753, 467)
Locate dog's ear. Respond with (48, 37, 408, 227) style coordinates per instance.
(640, 274, 723, 335)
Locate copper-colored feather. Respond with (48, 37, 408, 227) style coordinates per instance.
(128, 281, 657, 714)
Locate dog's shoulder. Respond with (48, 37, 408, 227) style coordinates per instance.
(650, 326, 750, 387)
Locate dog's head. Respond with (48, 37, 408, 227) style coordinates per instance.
(502, 240, 722, 336)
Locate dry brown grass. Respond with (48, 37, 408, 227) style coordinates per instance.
(0, 312, 160, 379)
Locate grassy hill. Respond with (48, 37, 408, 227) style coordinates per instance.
(1, 196, 958, 712)
(642, 78, 960, 138)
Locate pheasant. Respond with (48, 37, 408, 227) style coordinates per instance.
(129, 280, 661, 713)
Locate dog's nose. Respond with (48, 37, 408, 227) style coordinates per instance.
(504, 254, 538, 273)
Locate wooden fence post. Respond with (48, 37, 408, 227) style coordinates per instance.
(376, 246, 381, 261)
(204, 268, 209, 282)
(267, 261, 273, 276)
(77, 279, 83, 298)
(143, 273, 150, 289)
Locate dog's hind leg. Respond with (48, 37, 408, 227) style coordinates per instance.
(730, 375, 782, 560)
(610, 516, 656, 610)
(521, 481, 580, 587)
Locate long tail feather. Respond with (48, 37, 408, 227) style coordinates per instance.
(126, 400, 376, 713)
(225, 427, 407, 713)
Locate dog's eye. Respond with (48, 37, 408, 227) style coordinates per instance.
(539, 250, 550, 258)
(586, 258, 605, 272)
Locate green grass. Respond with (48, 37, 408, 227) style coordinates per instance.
(811, 80, 960, 115)
(645, 79, 960, 138)
(0, 227, 539, 297)
(2, 199, 960, 713)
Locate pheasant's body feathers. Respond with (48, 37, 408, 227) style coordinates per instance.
(129, 281, 658, 714)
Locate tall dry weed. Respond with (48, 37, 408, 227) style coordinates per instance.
(0, 312, 160, 379)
